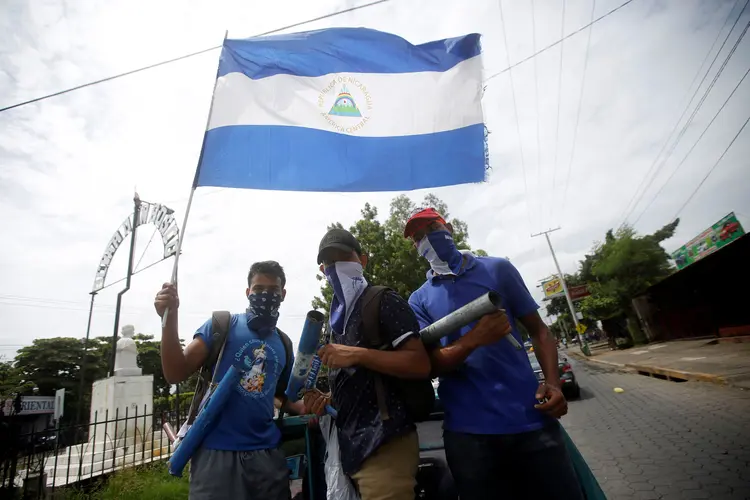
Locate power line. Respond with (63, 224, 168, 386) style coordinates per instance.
(97, 258, 170, 292)
(531, 0, 543, 217)
(672, 114, 750, 219)
(0, 0, 392, 113)
(0, 293, 312, 318)
(560, 0, 597, 220)
(0, 0, 634, 117)
(0, 294, 155, 313)
(616, 0, 748, 228)
(633, 13, 750, 221)
(549, 0, 567, 226)
(485, 0, 637, 83)
(0, 300, 124, 314)
(0, 258, 169, 312)
(616, 0, 745, 228)
(632, 65, 750, 225)
(0, 294, 110, 307)
(498, 0, 532, 230)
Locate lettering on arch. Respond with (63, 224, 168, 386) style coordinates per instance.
(92, 201, 180, 292)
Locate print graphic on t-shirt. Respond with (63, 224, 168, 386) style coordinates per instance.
(235, 339, 280, 398)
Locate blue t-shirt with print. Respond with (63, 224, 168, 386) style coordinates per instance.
(194, 313, 291, 451)
(408, 254, 551, 435)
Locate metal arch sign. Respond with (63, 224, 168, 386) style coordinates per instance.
(92, 201, 179, 292)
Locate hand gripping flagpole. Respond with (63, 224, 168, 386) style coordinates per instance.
(162, 30, 228, 328)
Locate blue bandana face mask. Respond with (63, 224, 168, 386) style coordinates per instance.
(417, 230, 463, 275)
(246, 290, 282, 332)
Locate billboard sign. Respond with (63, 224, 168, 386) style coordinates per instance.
(542, 277, 564, 298)
(671, 212, 745, 270)
(569, 284, 591, 301)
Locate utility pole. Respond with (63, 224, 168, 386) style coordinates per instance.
(531, 227, 590, 356)
(76, 291, 97, 425)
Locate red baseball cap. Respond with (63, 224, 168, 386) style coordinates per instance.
(404, 208, 446, 238)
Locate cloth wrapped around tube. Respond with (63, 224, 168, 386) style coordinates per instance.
(285, 310, 338, 417)
(168, 363, 243, 477)
(419, 291, 522, 349)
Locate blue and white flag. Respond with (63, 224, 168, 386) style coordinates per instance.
(194, 28, 486, 192)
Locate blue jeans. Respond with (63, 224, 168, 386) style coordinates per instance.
(443, 422, 584, 500)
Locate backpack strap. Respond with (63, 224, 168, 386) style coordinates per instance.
(207, 311, 232, 373)
(359, 286, 392, 420)
(274, 327, 294, 422)
(186, 311, 231, 424)
(360, 286, 391, 349)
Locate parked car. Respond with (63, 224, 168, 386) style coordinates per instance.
(527, 353, 581, 399)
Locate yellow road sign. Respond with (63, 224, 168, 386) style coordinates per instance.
(576, 323, 587, 334)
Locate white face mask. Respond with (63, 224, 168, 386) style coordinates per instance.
(324, 261, 369, 333)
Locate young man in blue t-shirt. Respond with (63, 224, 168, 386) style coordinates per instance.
(154, 261, 304, 500)
(404, 209, 584, 500)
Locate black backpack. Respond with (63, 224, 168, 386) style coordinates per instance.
(359, 286, 436, 422)
(186, 311, 294, 424)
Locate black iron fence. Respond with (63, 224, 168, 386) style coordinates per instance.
(1, 406, 181, 499)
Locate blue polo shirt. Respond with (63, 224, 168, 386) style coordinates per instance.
(408, 254, 550, 435)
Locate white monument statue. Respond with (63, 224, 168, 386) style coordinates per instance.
(114, 325, 142, 377)
(90, 324, 153, 446)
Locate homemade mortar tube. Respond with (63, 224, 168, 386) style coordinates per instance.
(419, 291, 523, 349)
(285, 310, 337, 417)
(168, 364, 243, 477)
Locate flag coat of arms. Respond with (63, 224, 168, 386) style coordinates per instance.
(194, 27, 486, 192)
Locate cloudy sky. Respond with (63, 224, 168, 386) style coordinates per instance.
(1, 0, 748, 361)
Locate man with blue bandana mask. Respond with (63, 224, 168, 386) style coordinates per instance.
(303, 228, 431, 500)
(404, 208, 584, 500)
(154, 261, 304, 500)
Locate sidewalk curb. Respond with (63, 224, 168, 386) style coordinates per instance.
(567, 351, 731, 386)
(624, 364, 728, 385)
(566, 351, 632, 371)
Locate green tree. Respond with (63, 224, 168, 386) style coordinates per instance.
(178, 371, 201, 394)
(574, 220, 679, 343)
(0, 357, 35, 401)
(313, 194, 485, 315)
(541, 221, 679, 345)
(13, 338, 94, 423)
(579, 221, 679, 320)
(11, 333, 172, 422)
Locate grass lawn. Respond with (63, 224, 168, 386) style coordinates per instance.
(66, 463, 189, 500)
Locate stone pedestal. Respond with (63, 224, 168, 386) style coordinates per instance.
(89, 375, 153, 444)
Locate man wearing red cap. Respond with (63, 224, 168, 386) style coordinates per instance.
(404, 208, 583, 500)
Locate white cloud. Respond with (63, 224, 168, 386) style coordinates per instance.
(1, 0, 748, 361)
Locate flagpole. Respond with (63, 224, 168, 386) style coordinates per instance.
(162, 30, 228, 328)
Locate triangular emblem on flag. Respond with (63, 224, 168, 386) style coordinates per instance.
(328, 85, 362, 117)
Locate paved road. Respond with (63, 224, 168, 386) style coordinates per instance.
(563, 352, 750, 499)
